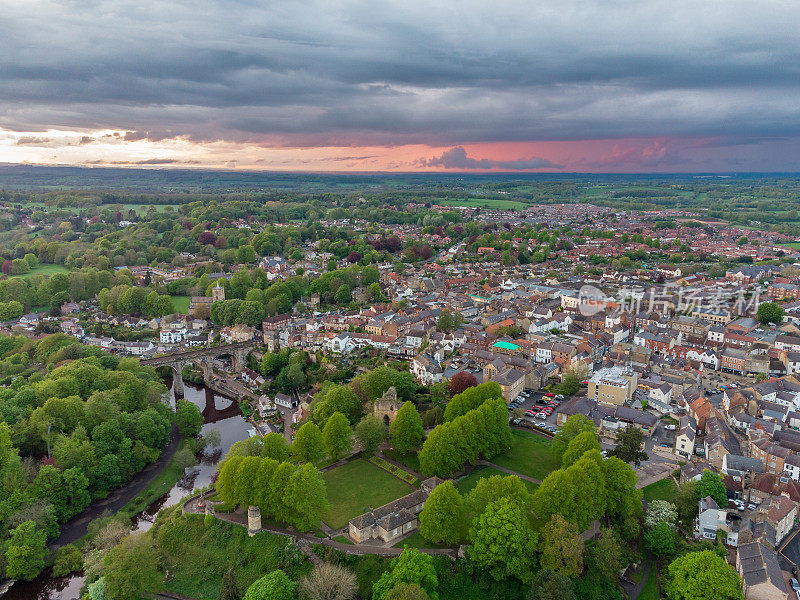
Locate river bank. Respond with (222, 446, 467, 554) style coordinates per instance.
(3, 381, 251, 600)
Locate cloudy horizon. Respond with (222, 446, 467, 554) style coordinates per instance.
(1, 0, 799, 172)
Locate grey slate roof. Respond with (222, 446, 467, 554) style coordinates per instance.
(737, 542, 786, 592)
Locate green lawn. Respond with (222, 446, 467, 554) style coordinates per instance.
(322, 459, 414, 529)
(172, 295, 191, 314)
(17, 264, 69, 280)
(491, 430, 560, 481)
(393, 531, 451, 549)
(780, 241, 800, 249)
(642, 478, 678, 503)
(638, 561, 661, 600)
(383, 449, 421, 473)
(456, 466, 539, 495)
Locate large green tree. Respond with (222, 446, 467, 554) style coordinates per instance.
(419, 481, 467, 545)
(610, 426, 649, 466)
(5, 520, 47, 580)
(103, 533, 165, 600)
(552, 414, 596, 459)
(527, 568, 575, 600)
(292, 422, 325, 464)
(468, 497, 537, 583)
(390, 401, 425, 453)
(373, 549, 439, 600)
(540, 513, 584, 578)
(696, 470, 727, 507)
(666, 550, 743, 600)
(561, 430, 601, 468)
(243, 570, 296, 600)
(757, 302, 784, 325)
(175, 399, 204, 437)
(322, 411, 353, 461)
(354, 415, 385, 457)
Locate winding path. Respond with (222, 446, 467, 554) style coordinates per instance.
(50, 427, 182, 549)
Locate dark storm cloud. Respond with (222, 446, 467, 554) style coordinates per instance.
(419, 147, 560, 170)
(1, 1, 800, 146)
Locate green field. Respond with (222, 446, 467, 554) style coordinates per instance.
(17, 264, 69, 279)
(491, 430, 560, 481)
(172, 295, 191, 314)
(456, 466, 539, 495)
(642, 478, 678, 503)
(322, 459, 414, 529)
(779, 241, 800, 249)
(435, 197, 529, 210)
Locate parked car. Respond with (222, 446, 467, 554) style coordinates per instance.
(544, 392, 555, 398)
(748, 502, 758, 510)
(791, 578, 799, 592)
(664, 424, 677, 431)
(525, 409, 536, 417)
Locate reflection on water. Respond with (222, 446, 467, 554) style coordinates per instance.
(5, 381, 249, 600)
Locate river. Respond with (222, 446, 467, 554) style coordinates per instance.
(4, 381, 251, 600)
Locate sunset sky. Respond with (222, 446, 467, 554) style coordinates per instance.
(2, 1, 799, 172)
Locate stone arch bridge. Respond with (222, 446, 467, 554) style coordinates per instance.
(140, 341, 256, 396)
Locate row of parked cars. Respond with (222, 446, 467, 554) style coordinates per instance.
(706, 383, 739, 395)
(728, 498, 759, 511)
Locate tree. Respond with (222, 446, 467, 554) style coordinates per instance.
(465, 474, 533, 518)
(419, 481, 467, 545)
(610, 426, 649, 466)
(384, 584, 430, 600)
(322, 411, 353, 461)
(53, 544, 84, 577)
(219, 566, 241, 600)
(354, 415, 385, 457)
(447, 371, 477, 397)
(757, 302, 784, 325)
(175, 399, 204, 437)
(561, 430, 601, 468)
(534, 453, 607, 530)
(666, 550, 743, 600)
(244, 570, 296, 600)
(552, 414, 596, 459)
(299, 562, 357, 600)
(5, 520, 47, 580)
(103, 533, 164, 600)
(645, 500, 678, 529)
(443, 382, 502, 421)
(540, 513, 584, 578)
(527, 568, 575, 600)
(390, 401, 425, 453)
(586, 528, 622, 582)
(261, 432, 290, 462)
(468, 497, 537, 583)
(292, 422, 325, 464)
(645, 521, 677, 559)
(437, 309, 462, 333)
(696, 470, 727, 507)
(373, 549, 439, 600)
